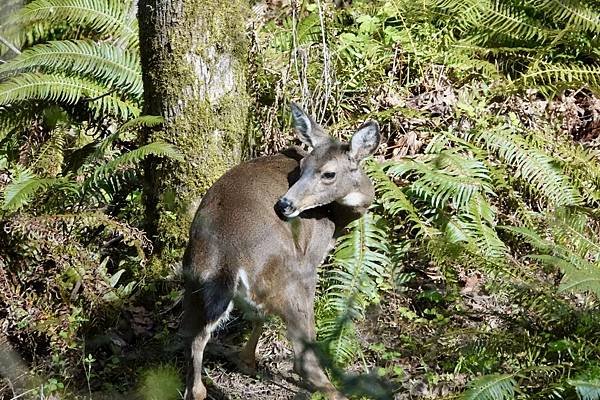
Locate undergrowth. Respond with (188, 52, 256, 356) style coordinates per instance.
(2, 0, 600, 399)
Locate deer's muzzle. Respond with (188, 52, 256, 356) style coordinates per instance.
(275, 196, 299, 218)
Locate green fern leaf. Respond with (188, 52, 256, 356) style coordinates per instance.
(528, 0, 600, 34)
(447, 194, 507, 258)
(518, 62, 600, 93)
(91, 141, 183, 177)
(319, 213, 392, 365)
(2, 169, 74, 211)
(118, 115, 164, 132)
(12, 0, 136, 42)
(0, 72, 140, 118)
(474, 125, 582, 206)
(462, 374, 517, 400)
(569, 379, 600, 400)
(81, 142, 182, 202)
(387, 150, 494, 210)
(0, 40, 143, 98)
(557, 261, 600, 296)
(500, 225, 553, 252)
(367, 160, 438, 238)
(95, 115, 165, 156)
(479, 1, 550, 42)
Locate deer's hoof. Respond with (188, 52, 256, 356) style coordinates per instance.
(184, 383, 207, 400)
(327, 390, 348, 400)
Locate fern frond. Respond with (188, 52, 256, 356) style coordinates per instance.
(367, 160, 439, 238)
(0, 72, 140, 118)
(438, 0, 551, 42)
(528, 0, 600, 34)
(478, 1, 551, 42)
(550, 209, 600, 258)
(117, 115, 164, 132)
(90, 142, 182, 178)
(436, 0, 485, 30)
(446, 194, 507, 258)
(0, 106, 36, 142)
(95, 115, 164, 156)
(557, 260, 600, 296)
(387, 150, 494, 210)
(319, 213, 392, 365)
(0, 40, 143, 98)
(8, 211, 150, 257)
(503, 213, 600, 296)
(11, 0, 135, 41)
(533, 135, 600, 205)
(473, 125, 582, 206)
(443, 45, 503, 81)
(81, 141, 182, 202)
(518, 62, 600, 92)
(2, 169, 74, 211)
(462, 374, 517, 400)
(500, 225, 553, 252)
(569, 379, 600, 400)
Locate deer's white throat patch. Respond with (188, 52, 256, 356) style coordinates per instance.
(339, 192, 368, 207)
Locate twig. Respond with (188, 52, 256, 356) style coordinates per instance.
(8, 387, 37, 400)
(85, 88, 119, 103)
(0, 34, 21, 55)
(316, 0, 332, 123)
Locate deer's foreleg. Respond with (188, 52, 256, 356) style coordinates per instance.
(282, 296, 348, 400)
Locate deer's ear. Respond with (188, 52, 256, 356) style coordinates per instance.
(349, 120, 380, 160)
(290, 102, 331, 149)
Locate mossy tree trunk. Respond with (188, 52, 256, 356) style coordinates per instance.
(138, 0, 250, 266)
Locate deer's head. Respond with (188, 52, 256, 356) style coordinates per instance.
(275, 103, 381, 218)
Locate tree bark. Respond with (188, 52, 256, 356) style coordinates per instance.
(138, 0, 250, 264)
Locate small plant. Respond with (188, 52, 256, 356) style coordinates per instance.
(137, 364, 183, 400)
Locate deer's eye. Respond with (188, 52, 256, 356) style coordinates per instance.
(321, 172, 336, 180)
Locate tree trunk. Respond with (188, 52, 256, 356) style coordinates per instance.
(137, 0, 250, 265)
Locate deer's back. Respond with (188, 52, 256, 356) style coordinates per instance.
(186, 148, 335, 282)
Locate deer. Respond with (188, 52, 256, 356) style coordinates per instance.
(181, 103, 381, 400)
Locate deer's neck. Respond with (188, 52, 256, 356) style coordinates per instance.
(329, 172, 374, 237)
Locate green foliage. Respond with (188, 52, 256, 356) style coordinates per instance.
(138, 365, 183, 400)
(462, 374, 517, 400)
(570, 379, 600, 400)
(435, 0, 600, 94)
(2, 138, 178, 212)
(2, 167, 69, 210)
(0, 72, 139, 118)
(5, 0, 137, 49)
(3, 0, 600, 397)
(319, 213, 392, 364)
(0, 111, 177, 387)
(504, 209, 600, 298)
(0, 39, 143, 97)
(0, 0, 140, 132)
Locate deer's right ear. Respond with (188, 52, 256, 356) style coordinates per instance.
(290, 102, 330, 149)
(349, 120, 381, 161)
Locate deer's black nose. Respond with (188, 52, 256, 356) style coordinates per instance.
(275, 197, 295, 216)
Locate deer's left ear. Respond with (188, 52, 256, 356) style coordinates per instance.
(349, 120, 380, 161)
(290, 102, 331, 149)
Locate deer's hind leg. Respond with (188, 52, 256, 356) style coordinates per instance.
(182, 271, 235, 400)
(238, 319, 264, 372)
